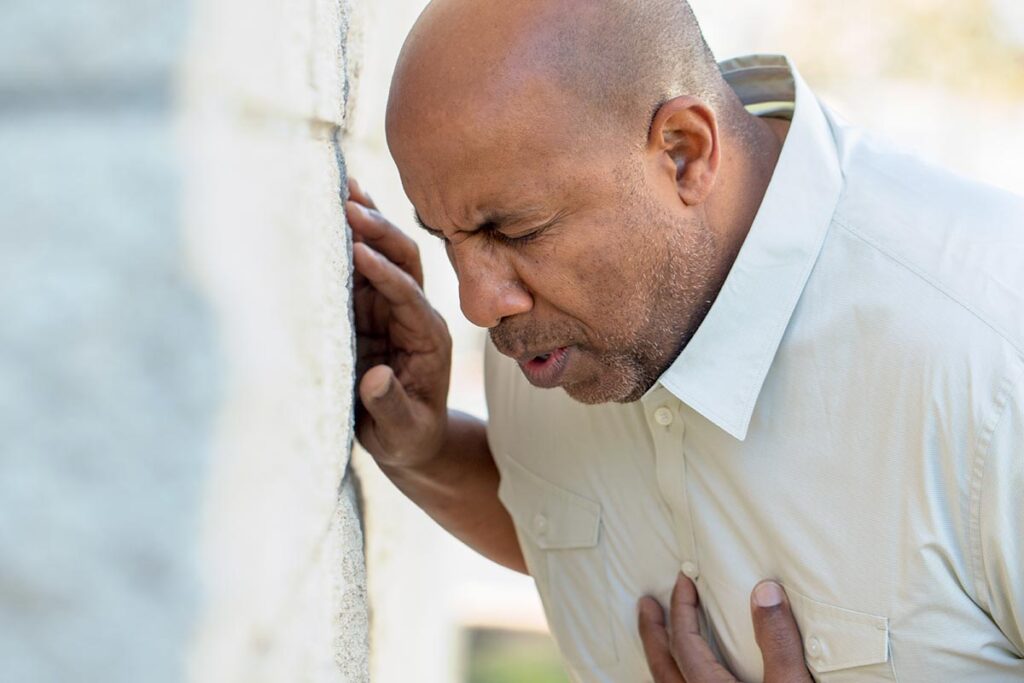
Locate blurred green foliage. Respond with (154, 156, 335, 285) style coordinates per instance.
(465, 629, 569, 683)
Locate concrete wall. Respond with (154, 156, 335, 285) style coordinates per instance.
(0, 0, 367, 680)
(183, 0, 367, 679)
(344, 6, 554, 683)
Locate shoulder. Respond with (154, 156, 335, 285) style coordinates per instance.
(825, 113, 1024, 355)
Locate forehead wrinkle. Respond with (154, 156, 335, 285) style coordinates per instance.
(418, 203, 554, 236)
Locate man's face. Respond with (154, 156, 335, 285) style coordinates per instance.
(390, 92, 722, 404)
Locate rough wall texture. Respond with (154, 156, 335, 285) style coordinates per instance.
(183, 0, 367, 680)
(0, 0, 365, 680)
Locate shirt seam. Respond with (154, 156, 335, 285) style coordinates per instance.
(969, 356, 1024, 617)
(833, 216, 1024, 357)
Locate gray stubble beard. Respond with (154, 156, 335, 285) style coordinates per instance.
(566, 203, 720, 405)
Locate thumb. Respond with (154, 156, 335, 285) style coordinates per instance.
(359, 365, 416, 437)
(750, 582, 813, 682)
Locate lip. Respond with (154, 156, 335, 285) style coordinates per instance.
(517, 346, 572, 389)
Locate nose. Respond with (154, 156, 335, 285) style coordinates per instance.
(452, 244, 533, 328)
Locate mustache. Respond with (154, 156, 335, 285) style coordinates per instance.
(489, 318, 584, 357)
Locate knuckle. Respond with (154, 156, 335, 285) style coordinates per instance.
(366, 207, 392, 229)
(758, 621, 805, 669)
(763, 624, 797, 652)
(638, 615, 658, 640)
(651, 661, 675, 681)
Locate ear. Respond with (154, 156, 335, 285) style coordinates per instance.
(647, 96, 720, 207)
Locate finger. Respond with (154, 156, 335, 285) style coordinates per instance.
(354, 242, 442, 352)
(354, 334, 390, 378)
(354, 242, 425, 317)
(347, 176, 377, 210)
(668, 574, 736, 681)
(358, 364, 416, 446)
(347, 200, 424, 286)
(750, 582, 812, 682)
(637, 597, 687, 683)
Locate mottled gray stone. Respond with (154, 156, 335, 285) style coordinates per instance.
(0, 108, 219, 682)
(0, 0, 185, 94)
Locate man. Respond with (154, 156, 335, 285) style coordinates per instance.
(347, 0, 1024, 681)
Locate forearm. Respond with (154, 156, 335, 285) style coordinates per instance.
(378, 409, 527, 573)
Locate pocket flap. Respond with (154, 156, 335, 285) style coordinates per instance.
(497, 457, 602, 550)
(786, 588, 890, 674)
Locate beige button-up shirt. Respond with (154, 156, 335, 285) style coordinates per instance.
(485, 55, 1024, 682)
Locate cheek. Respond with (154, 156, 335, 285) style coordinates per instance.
(513, 238, 641, 319)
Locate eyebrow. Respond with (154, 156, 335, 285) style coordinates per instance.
(412, 209, 549, 236)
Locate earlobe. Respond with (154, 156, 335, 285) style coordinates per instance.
(648, 96, 720, 207)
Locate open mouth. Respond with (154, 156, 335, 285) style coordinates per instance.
(525, 347, 565, 367)
(519, 346, 571, 388)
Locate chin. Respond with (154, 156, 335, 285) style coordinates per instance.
(562, 374, 650, 405)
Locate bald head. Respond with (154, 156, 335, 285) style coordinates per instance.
(387, 0, 731, 154)
(381, 0, 787, 404)
(517, 0, 727, 133)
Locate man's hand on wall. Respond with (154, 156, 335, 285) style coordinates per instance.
(347, 178, 452, 471)
(638, 574, 813, 683)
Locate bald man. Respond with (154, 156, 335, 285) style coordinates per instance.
(347, 1, 1024, 681)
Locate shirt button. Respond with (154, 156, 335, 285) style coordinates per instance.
(681, 561, 699, 579)
(806, 636, 823, 659)
(533, 513, 548, 536)
(653, 406, 674, 426)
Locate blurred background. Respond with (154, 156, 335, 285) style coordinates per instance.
(1, 0, 1021, 681)
(347, 1, 1024, 681)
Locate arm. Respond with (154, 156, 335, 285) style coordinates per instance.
(347, 178, 526, 574)
(379, 410, 526, 573)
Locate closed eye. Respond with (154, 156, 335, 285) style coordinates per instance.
(490, 210, 567, 247)
(413, 211, 449, 243)
(413, 209, 563, 247)
(491, 229, 542, 246)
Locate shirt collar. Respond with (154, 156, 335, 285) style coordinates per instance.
(648, 55, 843, 441)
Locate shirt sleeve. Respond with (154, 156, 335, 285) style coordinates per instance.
(978, 367, 1024, 656)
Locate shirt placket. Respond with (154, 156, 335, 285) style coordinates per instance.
(643, 385, 701, 584)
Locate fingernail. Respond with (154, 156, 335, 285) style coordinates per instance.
(369, 374, 391, 400)
(349, 177, 362, 195)
(754, 582, 784, 608)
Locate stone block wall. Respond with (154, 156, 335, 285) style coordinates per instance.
(0, 0, 367, 680)
(183, 0, 367, 679)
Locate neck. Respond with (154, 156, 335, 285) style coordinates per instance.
(707, 110, 789, 275)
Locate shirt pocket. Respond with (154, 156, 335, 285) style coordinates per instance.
(497, 456, 619, 670)
(785, 587, 896, 682)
